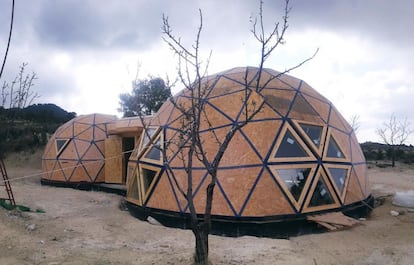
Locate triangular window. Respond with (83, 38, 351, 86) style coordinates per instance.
(128, 172, 139, 201)
(327, 137, 345, 158)
(144, 138, 161, 160)
(309, 175, 335, 207)
(140, 127, 157, 150)
(275, 130, 307, 158)
(56, 139, 70, 156)
(328, 167, 348, 194)
(276, 168, 312, 201)
(300, 123, 323, 149)
(139, 164, 161, 202)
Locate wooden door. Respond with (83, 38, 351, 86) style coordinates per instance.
(105, 136, 123, 184)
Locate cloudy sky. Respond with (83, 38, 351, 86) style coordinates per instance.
(0, 0, 413, 144)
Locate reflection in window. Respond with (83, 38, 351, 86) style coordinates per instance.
(141, 168, 157, 193)
(141, 128, 157, 149)
(275, 131, 307, 158)
(327, 137, 345, 158)
(329, 168, 348, 193)
(145, 138, 161, 160)
(309, 176, 334, 207)
(277, 168, 312, 201)
(300, 123, 323, 148)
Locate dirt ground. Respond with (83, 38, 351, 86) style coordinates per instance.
(1, 150, 414, 265)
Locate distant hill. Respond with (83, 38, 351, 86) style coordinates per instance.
(360, 141, 414, 164)
(0, 103, 76, 156)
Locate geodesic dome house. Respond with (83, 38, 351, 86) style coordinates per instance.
(41, 113, 117, 188)
(124, 67, 373, 236)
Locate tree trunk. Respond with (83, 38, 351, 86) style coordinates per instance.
(193, 222, 209, 265)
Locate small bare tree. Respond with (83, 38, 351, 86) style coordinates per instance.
(138, 1, 317, 264)
(376, 114, 413, 167)
(349, 114, 360, 134)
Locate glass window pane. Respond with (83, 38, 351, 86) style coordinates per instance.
(277, 168, 312, 201)
(309, 177, 334, 207)
(300, 123, 322, 148)
(56, 139, 69, 154)
(327, 137, 345, 158)
(141, 168, 157, 192)
(144, 138, 161, 160)
(275, 131, 307, 158)
(328, 168, 348, 193)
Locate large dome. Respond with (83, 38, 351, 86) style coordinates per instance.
(125, 67, 372, 236)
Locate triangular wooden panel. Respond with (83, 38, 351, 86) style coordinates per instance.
(207, 75, 244, 98)
(50, 162, 68, 182)
(75, 115, 93, 124)
(288, 94, 325, 124)
(73, 123, 91, 139)
(268, 165, 316, 211)
(41, 160, 54, 179)
(220, 130, 262, 166)
(269, 123, 316, 162)
(247, 99, 282, 121)
(74, 139, 91, 159)
(56, 123, 74, 138)
(216, 167, 262, 215)
(325, 164, 351, 203)
(344, 167, 365, 204)
(299, 82, 329, 102)
(58, 141, 78, 159)
(55, 139, 70, 156)
(350, 134, 365, 163)
(81, 143, 103, 160)
(199, 103, 233, 132)
(292, 120, 327, 156)
(58, 160, 77, 181)
(84, 161, 104, 182)
(241, 119, 282, 160)
(241, 168, 295, 216)
(208, 89, 251, 122)
(302, 94, 330, 124)
(75, 127, 93, 141)
(210, 182, 236, 216)
(328, 107, 352, 133)
(262, 88, 297, 118)
(93, 125, 108, 139)
(146, 173, 181, 212)
(353, 164, 370, 197)
(302, 168, 340, 213)
(68, 164, 91, 182)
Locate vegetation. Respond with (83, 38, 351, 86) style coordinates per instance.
(0, 103, 76, 155)
(118, 76, 171, 117)
(361, 142, 414, 166)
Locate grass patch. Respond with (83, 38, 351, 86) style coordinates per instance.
(0, 199, 45, 213)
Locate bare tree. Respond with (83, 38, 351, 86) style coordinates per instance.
(376, 114, 413, 167)
(1, 62, 39, 109)
(0, 0, 15, 82)
(138, 1, 317, 264)
(349, 114, 360, 134)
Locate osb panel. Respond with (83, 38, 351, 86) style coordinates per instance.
(69, 165, 91, 182)
(73, 123, 91, 139)
(49, 162, 67, 182)
(76, 115, 94, 124)
(220, 131, 262, 166)
(242, 168, 295, 216)
(210, 184, 236, 216)
(42, 141, 56, 159)
(146, 174, 180, 212)
(82, 144, 104, 160)
(59, 142, 78, 160)
(208, 76, 244, 98)
(199, 103, 233, 131)
(94, 126, 108, 139)
(94, 166, 105, 182)
(56, 123, 74, 138)
(328, 107, 351, 133)
(73, 140, 91, 159)
(298, 82, 328, 102)
(288, 94, 324, 124)
(302, 94, 330, 123)
(262, 75, 298, 91)
(249, 101, 281, 121)
(344, 168, 365, 204)
(208, 90, 249, 122)
(241, 119, 282, 159)
(262, 88, 296, 117)
(94, 114, 117, 124)
(350, 134, 366, 163)
(353, 164, 370, 197)
(216, 167, 262, 214)
(84, 161, 104, 182)
(41, 160, 54, 179)
(76, 127, 93, 141)
(58, 160, 77, 181)
(104, 137, 123, 183)
(329, 129, 351, 161)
